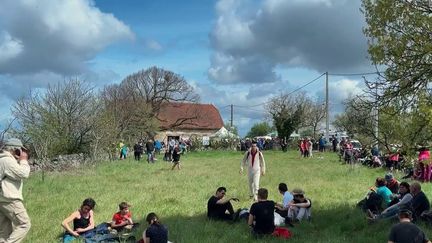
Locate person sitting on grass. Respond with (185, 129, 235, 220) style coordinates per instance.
(385, 173, 400, 194)
(368, 182, 413, 221)
(375, 177, 393, 208)
(410, 182, 430, 221)
(61, 198, 96, 243)
(111, 202, 135, 231)
(275, 183, 293, 218)
(207, 186, 240, 221)
(171, 145, 181, 170)
(141, 212, 169, 243)
(287, 189, 312, 222)
(388, 209, 431, 243)
(248, 188, 275, 237)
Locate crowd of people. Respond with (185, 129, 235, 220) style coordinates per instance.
(2, 135, 432, 242)
(358, 173, 432, 242)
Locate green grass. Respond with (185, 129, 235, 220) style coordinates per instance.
(23, 151, 432, 242)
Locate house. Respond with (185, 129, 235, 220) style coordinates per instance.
(155, 102, 224, 143)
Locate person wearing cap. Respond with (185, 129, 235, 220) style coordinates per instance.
(385, 173, 400, 194)
(287, 188, 312, 222)
(240, 142, 266, 201)
(388, 209, 431, 243)
(0, 138, 31, 243)
(111, 202, 134, 230)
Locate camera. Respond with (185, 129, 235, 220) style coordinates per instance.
(14, 149, 21, 156)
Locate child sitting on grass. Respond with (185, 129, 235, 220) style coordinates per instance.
(111, 202, 135, 231)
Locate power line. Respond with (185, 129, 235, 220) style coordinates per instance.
(328, 71, 382, 76)
(232, 72, 326, 108)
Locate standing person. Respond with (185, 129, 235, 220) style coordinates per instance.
(142, 213, 169, 243)
(207, 187, 240, 221)
(154, 140, 162, 155)
(120, 143, 128, 160)
(331, 135, 338, 153)
(171, 146, 182, 170)
(388, 209, 431, 243)
(146, 139, 155, 163)
(134, 141, 144, 161)
(319, 135, 326, 152)
(280, 138, 287, 152)
(0, 138, 31, 243)
(248, 188, 275, 237)
(61, 198, 96, 243)
(240, 142, 266, 201)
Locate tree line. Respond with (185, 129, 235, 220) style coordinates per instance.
(9, 66, 199, 159)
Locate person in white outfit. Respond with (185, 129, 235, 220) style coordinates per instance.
(240, 142, 266, 201)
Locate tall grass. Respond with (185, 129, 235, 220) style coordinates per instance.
(23, 151, 432, 242)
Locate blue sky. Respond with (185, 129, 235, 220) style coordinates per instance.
(0, 0, 377, 136)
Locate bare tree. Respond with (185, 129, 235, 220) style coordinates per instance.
(303, 100, 326, 139)
(101, 66, 201, 142)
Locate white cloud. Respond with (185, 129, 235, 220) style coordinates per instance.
(209, 0, 371, 84)
(0, 31, 23, 64)
(0, 0, 134, 75)
(145, 40, 163, 51)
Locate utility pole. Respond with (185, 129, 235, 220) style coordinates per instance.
(325, 72, 329, 144)
(230, 104, 233, 129)
(374, 81, 379, 149)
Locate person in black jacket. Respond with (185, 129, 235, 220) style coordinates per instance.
(171, 146, 182, 170)
(410, 182, 430, 220)
(133, 141, 144, 161)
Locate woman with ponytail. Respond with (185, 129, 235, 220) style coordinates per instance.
(142, 212, 168, 243)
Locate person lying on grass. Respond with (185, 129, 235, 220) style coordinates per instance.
(207, 186, 241, 222)
(61, 198, 96, 243)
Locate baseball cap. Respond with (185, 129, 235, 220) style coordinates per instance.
(3, 138, 27, 150)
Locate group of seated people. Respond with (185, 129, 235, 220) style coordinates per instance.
(206, 183, 312, 238)
(61, 198, 169, 243)
(360, 173, 431, 223)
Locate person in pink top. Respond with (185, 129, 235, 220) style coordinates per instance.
(418, 145, 431, 182)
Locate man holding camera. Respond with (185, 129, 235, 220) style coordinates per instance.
(0, 138, 31, 243)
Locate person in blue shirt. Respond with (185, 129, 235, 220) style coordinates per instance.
(375, 177, 393, 207)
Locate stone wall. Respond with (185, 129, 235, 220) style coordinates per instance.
(31, 153, 92, 172)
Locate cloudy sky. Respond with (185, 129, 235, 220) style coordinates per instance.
(0, 0, 377, 136)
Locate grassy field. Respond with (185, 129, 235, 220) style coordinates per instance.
(23, 150, 432, 243)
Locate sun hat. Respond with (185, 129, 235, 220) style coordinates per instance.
(292, 188, 305, 196)
(3, 138, 27, 150)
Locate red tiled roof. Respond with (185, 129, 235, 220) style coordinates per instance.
(157, 102, 224, 130)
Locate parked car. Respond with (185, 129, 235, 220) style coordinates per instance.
(350, 140, 362, 151)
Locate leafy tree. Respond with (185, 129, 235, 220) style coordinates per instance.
(13, 80, 100, 158)
(266, 93, 309, 140)
(246, 122, 272, 138)
(362, 0, 432, 108)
